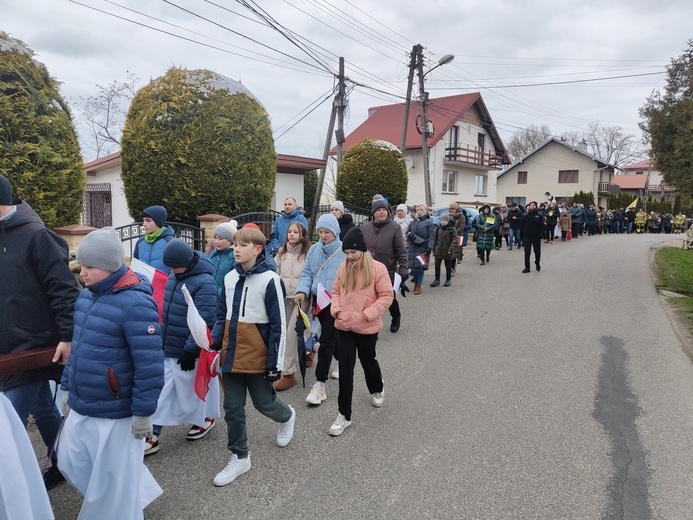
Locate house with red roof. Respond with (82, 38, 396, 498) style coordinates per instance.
(497, 138, 620, 208)
(615, 158, 675, 204)
(82, 151, 325, 228)
(335, 93, 510, 208)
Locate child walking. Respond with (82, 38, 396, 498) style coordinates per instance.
(430, 213, 458, 287)
(57, 227, 164, 520)
(211, 227, 295, 487)
(145, 239, 220, 455)
(328, 227, 393, 436)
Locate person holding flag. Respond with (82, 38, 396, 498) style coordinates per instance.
(145, 239, 219, 456)
(133, 205, 176, 274)
(430, 213, 458, 287)
(295, 214, 345, 406)
(406, 204, 435, 294)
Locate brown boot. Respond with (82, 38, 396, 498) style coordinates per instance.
(414, 283, 422, 295)
(275, 374, 295, 391)
(305, 352, 314, 368)
(480, 259, 486, 265)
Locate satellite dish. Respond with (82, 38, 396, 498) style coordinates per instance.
(405, 156, 413, 169)
(545, 192, 551, 197)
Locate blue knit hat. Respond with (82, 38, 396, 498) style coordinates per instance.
(141, 205, 167, 228)
(316, 213, 340, 240)
(163, 239, 194, 268)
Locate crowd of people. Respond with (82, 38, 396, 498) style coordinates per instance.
(1, 174, 687, 518)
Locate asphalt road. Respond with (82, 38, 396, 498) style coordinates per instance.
(39, 232, 693, 519)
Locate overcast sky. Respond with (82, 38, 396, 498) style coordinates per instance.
(2, 0, 691, 163)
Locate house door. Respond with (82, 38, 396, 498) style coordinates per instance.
(477, 133, 485, 164)
(83, 183, 112, 228)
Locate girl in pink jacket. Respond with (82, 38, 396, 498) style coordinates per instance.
(328, 227, 393, 436)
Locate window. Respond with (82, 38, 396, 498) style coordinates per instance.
(474, 175, 488, 196)
(442, 170, 457, 193)
(558, 170, 579, 183)
(449, 126, 459, 148)
(517, 171, 527, 184)
(506, 197, 527, 207)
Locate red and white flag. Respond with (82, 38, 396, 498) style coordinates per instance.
(181, 284, 219, 402)
(416, 253, 428, 266)
(315, 282, 332, 314)
(457, 236, 464, 246)
(130, 257, 167, 322)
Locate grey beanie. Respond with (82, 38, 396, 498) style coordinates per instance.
(0, 174, 13, 205)
(163, 239, 195, 268)
(440, 213, 450, 222)
(141, 205, 167, 228)
(330, 200, 345, 214)
(371, 198, 390, 214)
(316, 213, 341, 240)
(214, 220, 238, 243)
(76, 227, 124, 272)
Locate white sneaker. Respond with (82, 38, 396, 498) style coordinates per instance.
(305, 382, 327, 405)
(329, 414, 351, 436)
(330, 369, 339, 379)
(213, 453, 251, 487)
(276, 406, 295, 447)
(371, 388, 384, 408)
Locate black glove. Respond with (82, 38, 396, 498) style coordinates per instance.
(400, 282, 410, 298)
(265, 368, 281, 382)
(426, 249, 431, 256)
(210, 341, 222, 352)
(177, 351, 197, 371)
(401, 273, 409, 283)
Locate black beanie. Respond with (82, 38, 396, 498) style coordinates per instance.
(163, 239, 195, 268)
(0, 175, 13, 205)
(342, 227, 368, 252)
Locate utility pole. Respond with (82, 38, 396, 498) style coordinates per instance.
(400, 45, 418, 154)
(309, 58, 346, 237)
(416, 45, 433, 209)
(336, 57, 346, 165)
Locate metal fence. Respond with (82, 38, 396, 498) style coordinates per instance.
(115, 222, 205, 258)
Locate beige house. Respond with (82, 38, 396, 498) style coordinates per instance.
(336, 93, 510, 208)
(496, 138, 619, 208)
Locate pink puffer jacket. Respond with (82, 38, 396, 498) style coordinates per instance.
(331, 259, 393, 335)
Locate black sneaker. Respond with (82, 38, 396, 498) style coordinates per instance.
(390, 316, 401, 333)
(43, 465, 65, 491)
(522, 268, 531, 273)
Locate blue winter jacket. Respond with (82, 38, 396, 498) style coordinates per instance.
(269, 209, 309, 255)
(295, 238, 345, 297)
(209, 247, 236, 298)
(61, 266, 164, 419)
(133, 226, 176, 273)
(406, 215, 435, 269)
(162, 253, 218, 359)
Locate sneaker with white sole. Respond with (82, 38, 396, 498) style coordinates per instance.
(371, 388, 384, 408)
(213, 453, 251, 487)
(144, 434, 159, 456)
(186, 417, 216, 440)
(305, 382, 327, 405)
(329, 414, 351, 436)
(276, 406, 295, 447)
(330, 369, 339, 379)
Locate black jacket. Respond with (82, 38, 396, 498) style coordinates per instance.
(338, 213, 355, 241)
(506, 207, 524, 229)
(0, 201, 79, 390)
(521, 209, 545, 238)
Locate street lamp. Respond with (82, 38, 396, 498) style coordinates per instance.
(419, 53, 455, 208)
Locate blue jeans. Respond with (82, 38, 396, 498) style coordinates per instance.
(411, 266, 425, 285)
(4, 379, 62, 454)
(508, 228, 521, 247)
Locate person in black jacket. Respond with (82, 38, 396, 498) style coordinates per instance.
(520, 201, 544, 273)
(0, 174, 80, 489)
(330, 201, 355, 241)
(506, 202, 524, 249)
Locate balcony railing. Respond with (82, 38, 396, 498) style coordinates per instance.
(598, 182, 620, 195)
(445, 144, 503, 167)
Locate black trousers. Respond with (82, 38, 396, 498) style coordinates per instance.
(524, 235, 542, 269)
(315, 305, 337, 383)
(434, 257, 454, 281)
(336, 330, 382, 421)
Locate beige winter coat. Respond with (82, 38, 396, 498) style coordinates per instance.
(275, 244, 306, 298)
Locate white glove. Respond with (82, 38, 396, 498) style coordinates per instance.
(131, 416, 153, 440)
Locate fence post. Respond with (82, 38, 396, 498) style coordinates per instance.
(197, 214, 231, 253)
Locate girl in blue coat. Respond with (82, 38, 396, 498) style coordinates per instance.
(58, 227, 164, 520)
(209, 221, 238, 298)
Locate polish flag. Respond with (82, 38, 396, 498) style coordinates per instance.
(181, 284, 219, 402)
(457, 236, 464, 246)
(315, 282, 332, 314)
(130, 257, 168, 322)
(416, 253, 428, 266)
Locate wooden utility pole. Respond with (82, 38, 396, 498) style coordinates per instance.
(336, 57, 346, 165)
(400, 45, 419, 154)
(416, 46, 433, 208)
(309, 58, 346, 237)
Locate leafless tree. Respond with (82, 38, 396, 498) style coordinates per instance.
(72, 72, 139, 160)
(582, 121, 643, 168)
(506, 124, 552, 161)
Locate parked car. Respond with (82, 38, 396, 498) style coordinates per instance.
(431, 205, 479, 246)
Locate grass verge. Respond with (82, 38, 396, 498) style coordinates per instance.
(655, 247, 693, 351)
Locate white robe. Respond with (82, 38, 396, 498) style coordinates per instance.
(0, 393, 54, 520)
(57, 411, 162, 520)
(151, 357, 220, 427)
